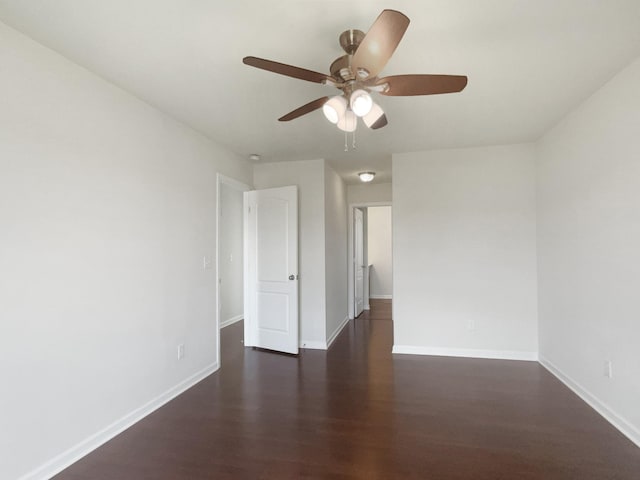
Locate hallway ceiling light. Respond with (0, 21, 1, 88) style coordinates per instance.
(358, 172, 375, 182)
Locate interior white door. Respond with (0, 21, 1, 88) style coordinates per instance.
(244, 186, 299, 354)
(354, 207, 364, 317)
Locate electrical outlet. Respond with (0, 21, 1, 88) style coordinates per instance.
(177, 344, 185, 360)
(604, 360, 613, 378)
(467, 319, 476, 331)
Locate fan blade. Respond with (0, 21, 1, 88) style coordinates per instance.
(376, 74, 468, 96)
(243, 56, 332, 84)
(278, 97, 329, 122)
(351, 10, 410, 81)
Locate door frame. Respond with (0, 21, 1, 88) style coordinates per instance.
(353, 207, 366, 318)
(348, 201, 392, 320)
(216, 174, 251, 367)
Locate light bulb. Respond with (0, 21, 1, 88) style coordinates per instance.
(350, 89, 373, 117)
(337, 110, 357, 132)
(322, 96, 347, 124)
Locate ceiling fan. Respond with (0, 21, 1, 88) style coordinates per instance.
(242, 9, 467, 133)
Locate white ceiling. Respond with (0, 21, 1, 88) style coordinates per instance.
(1, 0, 639, 184)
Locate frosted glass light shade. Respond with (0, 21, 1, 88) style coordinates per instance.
(337, 110, 357, 132)
(363, 103, 385, 128)
(350, 89, 373, 117)
(358, 172, 375, 182)
(322, 96, 347, 124)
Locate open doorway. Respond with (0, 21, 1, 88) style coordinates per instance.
(367, 206, 393, 302)
(216, 174, 250, 366)
(348, 203, 393, 320)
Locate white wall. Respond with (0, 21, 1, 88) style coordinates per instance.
(219, 182, 244, 326)
(324, 163, 348, 345)
(0, 22, 252, 480)
(253, 159, 327, 347)
(347, 182, 392, 204)
(393, 145, 538, 360)
(367, 206, 392, 298)
(537, 56, 640, 445)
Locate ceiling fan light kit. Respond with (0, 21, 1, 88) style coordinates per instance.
(322, 95, 347, 124)
(363, 103, 387, 129)
(350, 89, 373, 117)
(243, 9, 467, 142)
(337, 110, 357, 133)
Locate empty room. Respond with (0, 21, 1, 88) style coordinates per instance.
(1, 1, 639, 479)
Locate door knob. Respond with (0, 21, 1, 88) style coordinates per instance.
(289, 275, 295, 280)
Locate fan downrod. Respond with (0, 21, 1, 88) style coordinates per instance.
(330, 29, 366, 81)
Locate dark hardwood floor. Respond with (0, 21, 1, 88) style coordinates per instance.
(55, 299, 640, 479)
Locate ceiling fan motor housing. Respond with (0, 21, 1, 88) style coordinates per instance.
(329, 55, 354, 81)
(331, 29, 366, 82)
(339, 29, 365, 54)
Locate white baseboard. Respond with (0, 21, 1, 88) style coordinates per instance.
(18, 362, 219, 480)
(300, 316, 350, 351)
(392, 345, 538, 361)
(220, 314, 243, 329)
(326, 316, 350, 349)
(370, 294, 392, 299)
(299, 340, 327, 350)
(539, 356, 640, 448)
(364, 304, 370, 310)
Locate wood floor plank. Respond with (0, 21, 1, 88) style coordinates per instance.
(54, 303, 640, 479)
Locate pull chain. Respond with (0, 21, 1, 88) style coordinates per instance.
(342, 126, 357, 151)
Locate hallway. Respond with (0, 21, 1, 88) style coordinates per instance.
(56, 301, 640, 479)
